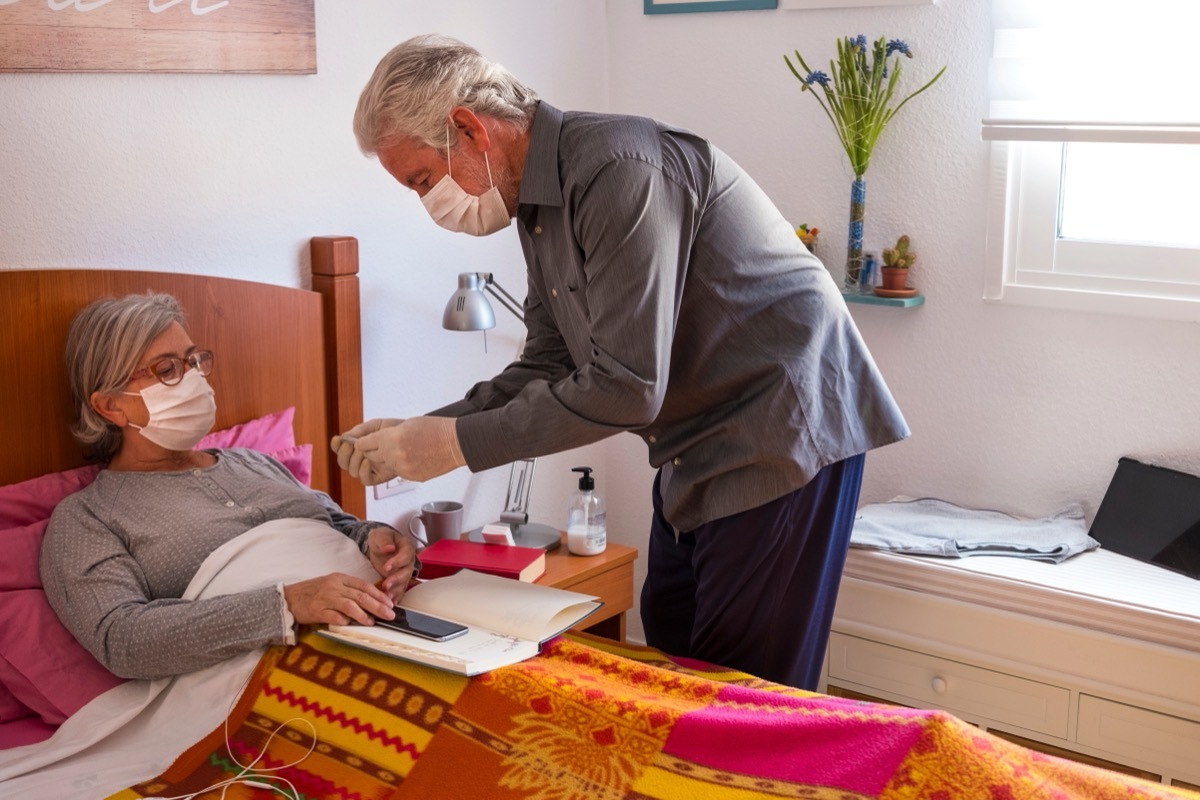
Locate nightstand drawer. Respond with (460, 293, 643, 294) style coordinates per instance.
(561, 568, 634, 615)
(539, 539, 637, 641)
(1078, 695, 1200, 770)
(828, 634, 1070, 737)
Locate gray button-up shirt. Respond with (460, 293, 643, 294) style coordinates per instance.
(439, 102, 909, 531)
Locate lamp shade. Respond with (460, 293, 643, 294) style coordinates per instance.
(443, 272, 497, 331)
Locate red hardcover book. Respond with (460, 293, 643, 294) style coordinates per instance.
(417, 538, 547, 582)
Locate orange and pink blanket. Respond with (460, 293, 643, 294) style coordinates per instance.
(113, 630, 1196, 800)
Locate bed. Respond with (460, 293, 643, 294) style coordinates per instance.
(1, 238, 1196, 799)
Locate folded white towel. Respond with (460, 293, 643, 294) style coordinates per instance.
(851, 498, 1099, 563)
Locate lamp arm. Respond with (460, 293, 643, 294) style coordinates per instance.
(482, 276, 525, 322)
(498, 458, 536, 524)
(475, 457, 560, 551)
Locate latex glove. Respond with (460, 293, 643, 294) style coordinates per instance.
(363, 525, 420, 604)
(332, 418, 403, 485)
(356, 416, 466, 484)
(282, 572, 395, 626)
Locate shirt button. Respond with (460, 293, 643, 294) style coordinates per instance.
(550, 288, 558, 298)
(673, 457, 682, 466)
(648, 435, 657, 443)
(534, 225, 543, 235)
(192, 469, 201, 476)
(225, 501, 235, 507)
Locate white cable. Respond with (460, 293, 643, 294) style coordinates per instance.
(142, 664, 319, 800)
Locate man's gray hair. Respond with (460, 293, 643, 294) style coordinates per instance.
(353, 33, 539, 154)
(66, 293, 186, 462)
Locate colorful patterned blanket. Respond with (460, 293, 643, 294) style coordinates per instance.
(109, 630, 1197, 800)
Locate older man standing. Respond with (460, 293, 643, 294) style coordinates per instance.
(335, 34, 909, 690)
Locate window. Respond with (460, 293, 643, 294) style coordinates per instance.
(983, 1, 1200, 321)
(985, 139, 1200, 319)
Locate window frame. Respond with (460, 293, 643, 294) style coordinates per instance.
(985, 139, 1200, 322)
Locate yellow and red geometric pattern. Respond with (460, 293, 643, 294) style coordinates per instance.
(109, 631, 1200, 800)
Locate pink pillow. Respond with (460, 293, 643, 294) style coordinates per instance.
(0, 590, 125, 725)
(0, 464, 100, 529)
(271, 443, 313, 488)
(0, 470, 124, 725)
(0, 520, 47, 592)
(0, 682, 33, 724)
(197, 405, 296, 452)
(0, 716, 57, 750)
(196, 406, 312, 486)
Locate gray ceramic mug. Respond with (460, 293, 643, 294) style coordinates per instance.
(409, 501, 464, 544)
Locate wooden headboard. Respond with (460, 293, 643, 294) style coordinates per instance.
(0, 235, 367, 518)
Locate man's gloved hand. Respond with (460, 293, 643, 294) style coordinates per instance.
(332, 418, 404, 485)
(356, 416, 466, 484)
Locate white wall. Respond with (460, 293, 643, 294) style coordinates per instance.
(0, 0, 612, 560)
(4, 0, 1197, 647)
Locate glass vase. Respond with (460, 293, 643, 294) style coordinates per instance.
(845, 176, 866, 292)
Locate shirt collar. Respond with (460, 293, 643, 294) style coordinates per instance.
(518, 101, 565, 212)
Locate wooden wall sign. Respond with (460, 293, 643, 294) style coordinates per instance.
(0, 0, 315, 74)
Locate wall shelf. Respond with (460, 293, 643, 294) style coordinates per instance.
(842, 290, 925, 308)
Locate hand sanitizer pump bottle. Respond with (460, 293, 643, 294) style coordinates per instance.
(566, 467, 606, 556)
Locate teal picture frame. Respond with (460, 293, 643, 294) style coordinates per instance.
(644, 0, 777, 13)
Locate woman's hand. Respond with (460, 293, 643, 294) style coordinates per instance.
(282, 573, 396, 626)
(364, 525, 420, 604)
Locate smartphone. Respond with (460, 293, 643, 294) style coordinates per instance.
(375, 608, 467, 642)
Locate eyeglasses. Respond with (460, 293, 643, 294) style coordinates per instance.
(127, 350, 214, 387)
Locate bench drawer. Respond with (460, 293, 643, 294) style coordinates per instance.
(1078, 694, 1200, 771)
(828, 633, 1070, 737)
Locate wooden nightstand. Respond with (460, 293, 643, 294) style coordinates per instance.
(538, 535, 637, 642)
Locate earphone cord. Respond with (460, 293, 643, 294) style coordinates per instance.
(143, 667, 319, 800)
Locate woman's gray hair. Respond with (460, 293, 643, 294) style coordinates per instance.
(66, 293, 186, 462)
(353, 33, 539, 154)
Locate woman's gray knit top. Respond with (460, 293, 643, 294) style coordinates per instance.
(41, 448, 381, 680)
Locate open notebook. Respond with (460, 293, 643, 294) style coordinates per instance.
(320, 570, 602, 676)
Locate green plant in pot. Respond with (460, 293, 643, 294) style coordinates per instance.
(880, 234, 916, 290)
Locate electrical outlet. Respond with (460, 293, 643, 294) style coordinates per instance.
(373, 477, 416, 500)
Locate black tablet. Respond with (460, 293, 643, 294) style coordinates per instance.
(1089, 457, 1200, 580)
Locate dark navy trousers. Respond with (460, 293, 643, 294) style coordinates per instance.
(639, 454, 865, 690)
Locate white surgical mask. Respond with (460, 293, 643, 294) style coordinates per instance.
(421, 129, 511, 237)
(123, 368, 217, 451)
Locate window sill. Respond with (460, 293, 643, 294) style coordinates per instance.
(984, 283, 1200, 323)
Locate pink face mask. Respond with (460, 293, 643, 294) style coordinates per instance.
(123, 369, 217, 451)
(420, 129, 511, 237)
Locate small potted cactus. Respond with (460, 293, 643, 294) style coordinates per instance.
(879, 235, 915, 291)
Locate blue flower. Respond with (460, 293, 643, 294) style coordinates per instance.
(784, 34, 946, 178)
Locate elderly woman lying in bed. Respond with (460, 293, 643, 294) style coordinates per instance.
(40, 292, 418, 680)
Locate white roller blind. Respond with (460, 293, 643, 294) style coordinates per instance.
(983, 0, 1200, 143)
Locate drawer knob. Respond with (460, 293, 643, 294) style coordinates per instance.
(931, 677, 948, 694)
